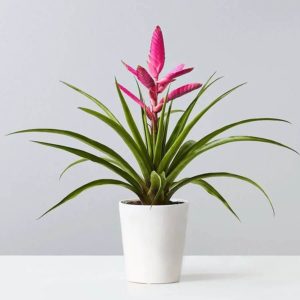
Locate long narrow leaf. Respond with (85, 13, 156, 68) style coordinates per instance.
(168, 135, 298, 183)
(194, 172, 274, 215)
(165, 73, 221, 150)
(61, 81, 120, 124)
(168, 140, 196, 172)
(165, 109, 184, 116)
(136, 80, 153, 159)
(142, 107, 153, 159)
(39, 179, 137, 218)
(167, 178, 240, 221)
(153, 93, 169, 167)
(78, 107, 152, 179)
(162, 100, 173, 156)
(193, 179, 240, 221)
(159, 82, 246, 173)
(59, 156, 123, 179)
(169, 172, 274, 215)
(115, 80, 150, 159)
(59, 158, 88, 179)
(167, 118, 290, 174)
(9, 128, 143, 185)
(32, 141, 143, 193)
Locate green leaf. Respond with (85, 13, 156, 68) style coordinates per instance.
(168, 140, 196, 172)
(153, 94, 168, 167)
(38, 179, 137, 218)
(167, 177, 240, 220)
(168, 135, 298, 183)
(141, 107, 153, 159)
(193, 172, 274, 215)
(168, 109, 185, 115)
(32, 141, 143, 194)
(162, 100, 173, 156)
(147, 171, 163, 204)
(136, 80, 153, 159)
(162, 109, 184, 120)
(78, 107, 152, 180)
(59, 158, 88, 179)
(192, 179, 240, 221)
(159, 82, 246, 173)
(59, 156, 123, 179)
(61, 81, 120, 124)
(166, 73, 222, 151)
(200, 135, 298, 156)
(167, 118, 290, 174)
(9, 128, 143, 185)
(115, 80, 149, 158)
(169, 172, 274, 215)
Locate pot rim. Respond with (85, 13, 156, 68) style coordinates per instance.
(119, 198, 188, 207)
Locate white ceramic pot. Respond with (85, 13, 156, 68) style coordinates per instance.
(119, 199, 188, 284)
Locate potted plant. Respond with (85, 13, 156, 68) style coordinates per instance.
(10, 26, 297, 284)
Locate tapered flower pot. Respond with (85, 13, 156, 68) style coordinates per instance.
(119, 200, 188, 284)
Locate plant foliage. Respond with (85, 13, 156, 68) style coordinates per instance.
(9, 26, 297, 220)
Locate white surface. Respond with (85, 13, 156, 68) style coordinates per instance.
(119, 200, 188, 283)
(0, 256, 299, 299)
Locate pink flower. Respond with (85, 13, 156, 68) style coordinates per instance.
(121, 61, 137, 76)
(154, 83, 202, 112)
(157, 65, 194, 93)
(147, 26, 165, 80)
(120, 26, 202, 120)
(118, 84, 154, 119)
(136, 66, 155, 89)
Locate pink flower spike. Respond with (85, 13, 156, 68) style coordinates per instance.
(157, 66, 194, 93)
(137, 66, 155, 89)
(168, 67, 194, 80)
(149, 89, 157, 106)
(169, 64, 185, 73)
(154, 83, 202, 112)
(157, 79, 175, 93)
(118, 83, 153, 119)
(159, 67, 194, 83)
(148, 26, 165, 79)
(167, 83, 202, 101)
(121, 61, 137, 76)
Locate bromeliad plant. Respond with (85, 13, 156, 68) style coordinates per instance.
(11, 26, 297, 220)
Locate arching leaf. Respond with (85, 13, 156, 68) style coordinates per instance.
(38, 179, 137, 218)
(9, 128, 142, 184)
(59, 158, 88, 179)
(61, 81, 120, 124)
(32, 141, 143, 193)
(166, 73, 221, 150)
(78, 107, 152, 179)
(167, 135, 298, 183)
(168, 172, 274, 215)
(167, 118, 290, 174)
(160, 82, 246, 173)
(115, 80, 150, 158)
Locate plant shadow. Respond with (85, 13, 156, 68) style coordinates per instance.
(181, 272, 256, 282)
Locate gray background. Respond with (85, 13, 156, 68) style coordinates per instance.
(1, 0, 300, 255)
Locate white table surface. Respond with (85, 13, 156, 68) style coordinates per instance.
(0, 256, 299, 299)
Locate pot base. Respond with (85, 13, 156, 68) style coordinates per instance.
(127, 279, 179, 284)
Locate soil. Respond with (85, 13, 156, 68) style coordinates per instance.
(122, 200, 184, 205)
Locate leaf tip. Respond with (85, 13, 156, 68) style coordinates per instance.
(60, 80, 68, 86)
(36, 211, 47, 220)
